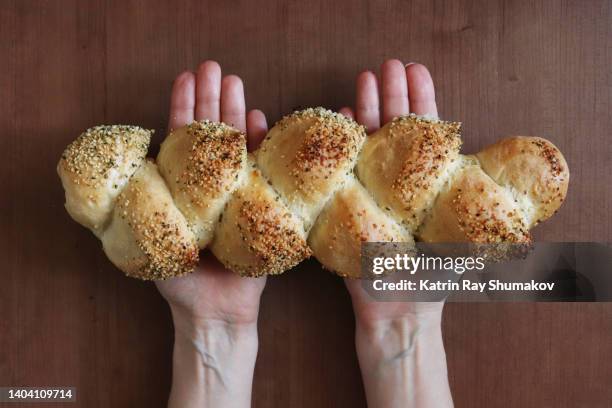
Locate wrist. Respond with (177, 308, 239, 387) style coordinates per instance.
(356, 311, 440, 340)
(168, 309, 259, 408)
(355, 311, 442, 364)
(353, 302, 444, 337)
(169, 299, 260, 338)
(353, 307, 453, 408)
(171, 308, 259, 342)
(353, 305, 445, 379)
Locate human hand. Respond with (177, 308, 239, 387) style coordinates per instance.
(341, 59, 444, 328)
(156, 61, 268, 329)
(156, 61, 268, 408)
(340, 59, 453, 408)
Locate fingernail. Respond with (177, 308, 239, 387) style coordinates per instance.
(405, 62, 416, 67)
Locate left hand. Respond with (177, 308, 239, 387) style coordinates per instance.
(340, 59, 445, 329)
(338, 59, 453, 408)
(156, 61, 268, 408)
(156, 61, 269, 329)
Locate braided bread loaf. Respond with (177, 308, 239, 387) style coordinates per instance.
(57, 108, 569, 280)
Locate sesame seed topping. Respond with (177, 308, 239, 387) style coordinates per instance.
(232, 192, 312, 277)
(60, 125, 152, 188)
(382, 114, 462, 229)
(116, 176, 198, 280)
(59, 105, 568, 280)
(176, 120, 246, 204)
(278, 108, 366, 194)
(531, 139, 564, 176)
(452, 190, 531, 244)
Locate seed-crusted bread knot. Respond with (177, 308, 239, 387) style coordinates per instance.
(257, 107, 366, 230)
(157, 120, 248, 247)
(357, 114, 462, 233)
(58, 125, 152, 234)
(102, 161, 199, 280)
(211, 161, 312, 277)
(58, 108, 569, 280)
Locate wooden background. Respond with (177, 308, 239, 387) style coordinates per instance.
(1, 0, 611, 406)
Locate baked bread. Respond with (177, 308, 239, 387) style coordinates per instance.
(58, 108, 569, 279)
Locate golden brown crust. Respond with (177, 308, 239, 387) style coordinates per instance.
(59, 109, 569, 280)
(357, 115, 462, 233)
(57, 125, 151, 233)
(418, 160, 531, 244)
(101, 161, 198, 280)
(256, 108, 366, 229)
(211, 158, 311, 277)
(158, 120, 247, 247)
(308, 177, 413, 278)
(476, 136, 569, 227)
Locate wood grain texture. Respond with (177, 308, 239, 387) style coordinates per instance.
(1, 0, 611, 407)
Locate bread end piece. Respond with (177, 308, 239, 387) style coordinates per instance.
(418, 161, 532, 244)
(476, 136, 569, 227)
(57, 125, 152, 234)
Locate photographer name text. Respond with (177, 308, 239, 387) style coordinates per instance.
(373, 279, 555, 292)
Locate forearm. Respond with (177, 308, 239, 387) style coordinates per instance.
(355, 311, 453, 408)
(168, 312, 259, 408)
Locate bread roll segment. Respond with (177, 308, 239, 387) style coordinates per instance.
(308, 176, 413, 278)
(356, 114, 462, 233)
(417, 157, 530, 243)
(157, 121, 248, 247)
(257, 108, 366, 230)
(57, 125, 151, 235)
(58, 108, 569, 280)
(476, 136, 569, 227)
(211, 157, 311, 277)
(101, 161, 199, 280)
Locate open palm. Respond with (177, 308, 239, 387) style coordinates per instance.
(156, 61, 268, 325)
(341, 60, 445, 323)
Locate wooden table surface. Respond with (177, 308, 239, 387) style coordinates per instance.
(1, 0, 611, 407)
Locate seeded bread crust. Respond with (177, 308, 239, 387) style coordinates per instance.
(211, 157, 311, 277)
(57, 125, 151, 234)
(257, 108, 366, 230)
(157, 121, 247, 247)
(58, 108, 569, 280)
(101, 161, 199, 279)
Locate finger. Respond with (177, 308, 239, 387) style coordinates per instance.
(339, 107, 354, 119)
(381, 59, 409, 124)
(406, 63, 438, 118)
(356, 70, 380, 132)
(220, 75, 246, 132)
(246, 109, 268, 151)
(195, 61, 222, 122)
(168, 71, 195, 131)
